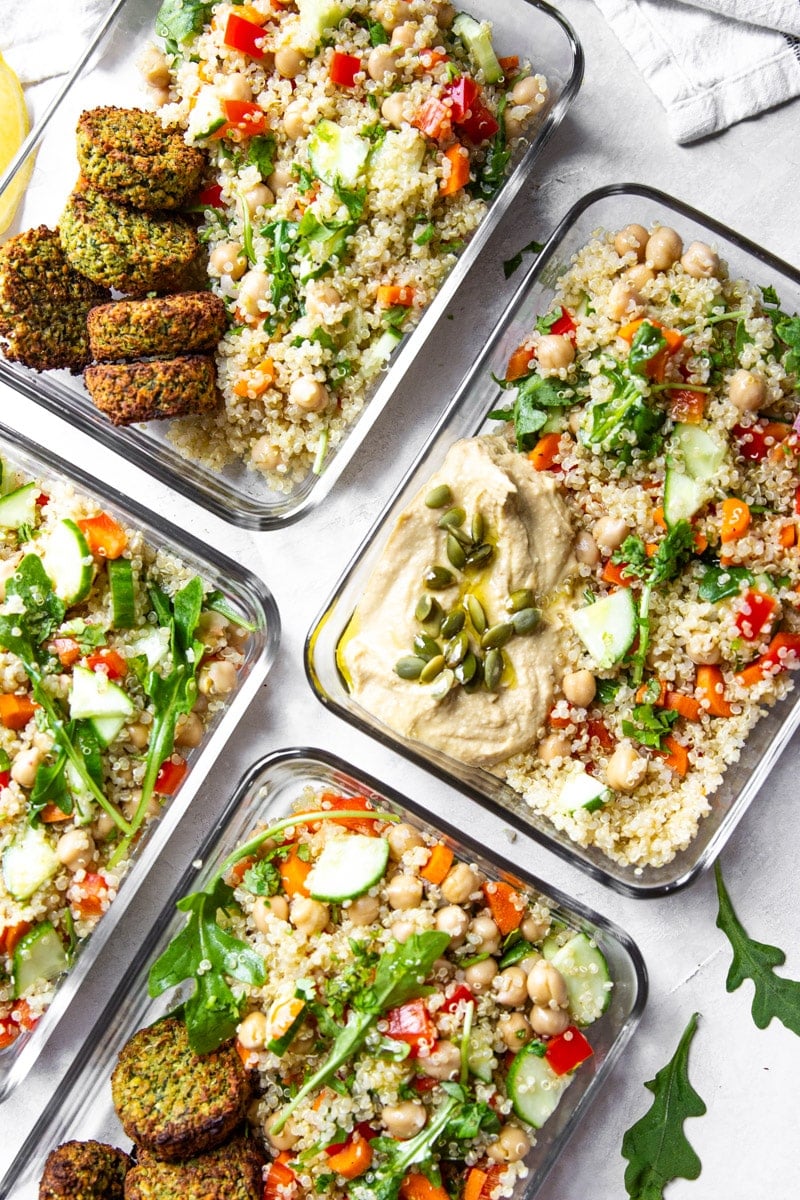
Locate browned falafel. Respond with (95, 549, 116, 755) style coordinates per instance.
(76, 107, 205, 211)
(84, 355, 219, 424)
(87, 292, 227, 362)
(0, 226, 109, 372)
(123, 1133, 265, 1200)
(39, 1139, 130, 1200)
(111, 1017, 250, 1160)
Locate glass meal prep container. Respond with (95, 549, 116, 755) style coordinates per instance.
(0, 0, 582, 530)
(0, 420, 279, 1102)
(0, 746, 646, 1200)
(306, 182, 800, 898)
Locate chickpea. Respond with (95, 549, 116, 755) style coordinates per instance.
(575, 530, 600, 566)
(123, 793, 160, 823)
(267, 164, 292, 194)
(624, 263, 655, 291)
(237, 269, 271, 320)
(646, 226, 683, 271)
(511, 75, 541, 107)
(149, 86, 171, 108)
(464, 957, 498, 994)
(606, 279, 642, 322)
(305, 282, 341, 318)
(283, 99, 310, 139)
(681, 241, 720, 279)
(499, 1011, 533, 1050)
(686, 632, 721, 666)
(381, 1101, 427, 1140)
(487, 1125, 531, 1164)
(139, 44, 170, 88)
(347, 894, 380, 925)
(175, 711, 204, 748)
(209, 241, 246, 280)
(503, 108, 526, 141)
(218, 72, 252, 103)
(290, 896, 330, 936)
(536, 334, 575, 371)
(420, 1039, 460, 1080)
(440, 862, 478, 905)
(562, 669, 596, 708)
(92, 812, 116, 842)
(267, 895, 290, 921)
(468, 913, 501, 955)
(253, 896, 287, 932)
(199, 659, 238, 696)
(368, 45, 400, 80)
(593, 515, 630, 554)
(435, 904, 469, 945)
(11, 746, 42, 789)
(494, 966, 528, 1007)
(391, 22, 418, 49)
(56, 828, 95, 872)
(388, 823, 424, 861)
(529, 1004, 570, 1036)
(275, 46, 306, 78)
(381, 92, 410, 128)
(375, 0, 412, 30)
(387, 873, 423, 910)
(237, 1010, 267, 1050)
(614, 223, 649, 262)
(538, 733, 571, 764)
(240, 183, 274, 216)
(606, 740, 647, 793)
(520, 912, 550, 942)
(250, 436, 283, 471)
(390, 918, 416, 943)
(290, 376, 329, 413)
(728, 368, 765, 413)
(518, 951, 542, 975)
(268, 1122, 298, 1151)
(526, 959, 568, 1008)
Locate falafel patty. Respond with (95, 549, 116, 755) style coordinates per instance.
(0, 226, 109, 372)
(111, 1018, 250, 1160)
(87, 292, 227, 361)
(39, 1139, 130, 1200)
(76, 107, 205, 211)
(60, 181, 199, 295)
(84, 356, 219, 424)
(123, 1134, 265, 1200)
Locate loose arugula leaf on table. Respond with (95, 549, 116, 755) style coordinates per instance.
(502, 238, 544, 280)
(621, 1012, 706, 1200)
(715, 862, 800, 1035)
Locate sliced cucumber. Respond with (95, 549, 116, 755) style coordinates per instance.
(0, 481, 38, 530)
(570, 587, 637, 670)
(64, 759, 96, 825)
(360, 328, 402, 376)
(130, 626, 169, 669)
(89, 713, 127, 748)
(107, 558, 136, 628)
(297, 0, 351, 48)
(2, 825, 59, 900)
(547, 932, 612, 1026)
(308, 120, 369, 187)
(673, 423, 727, 479)
(467, 1039, 496, 1083)
(69, 665, 134, 721)
(306, 833, 390, 901)
(664, 424, 727, 527)
(43, 519, 93, 604)
(663, 467, 706, 527)
(452, 13, 503, 83)
(507, 1043, 573, 1128)
(13, 920, 68, 997)
(555, 770, 611, 815)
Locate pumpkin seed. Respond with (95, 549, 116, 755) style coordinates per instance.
(430, 667, 456, 699)
(425, 484, 452, 509)
(464, 594, 487, 634)
(484, 648, 503, 690)
(438, 506, 466, 530)
(420, 654, 446, 683)
(464, 653, 484, 691)
(441, 609, 465, 638)
(511, 607, 541, 635)
(413, 633, 441, 661)
(415, 594, 436, 623)
(455, 651, 478, 684)
(424, 565, 454, 590)
(471, 512, 484, 543)
(507, 588, 536, 613)
(466, 543, 494, 567)
(395, 656, 426, 680)
(448, 524, 473, 547)
(444, 630, 469, 667)
(481, 621, 514, 650)
(447, 533, 467, 570)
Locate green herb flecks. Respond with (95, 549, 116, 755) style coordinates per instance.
(622, 703, 679, 750)
(470, 95, 510, 200)
(155, 0, 213, 54)
(585, 364, 666, 465)
(262, 219, 301, 333)
(502, 238, 544, 280)
(489, 373, 575, 452)
(627, 321, 667, 375)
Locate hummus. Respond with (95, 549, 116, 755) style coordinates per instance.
(340, 435, 578, 768)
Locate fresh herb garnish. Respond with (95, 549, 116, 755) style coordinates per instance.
(595, 678, 622, 704)
(489, 374, 575, 452)
(502, 238, 544, 280)
(534, 309, 564, 335)
(57, 618, 108, 650)
(155, 0, 213, 54)
(470, 95, 510, 199)
(585, 365, 666, 464)
(241, 856, 282, 896)
(247, 134, 276, 180)
(262, 219, 301, 332)
(697, 564, 753, 603)
(622, 703, 679, 750)
(627, 321, 667, 374)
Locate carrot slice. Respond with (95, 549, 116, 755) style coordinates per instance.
(464, 1168, 488, 1200)
(505, 343, 534, 381)
(601, 559, 632, 588)
(278, 845, 312, 897)
(482, 880, 526, 935)
(327, 1135, 373, 1180)
(377, 284, 414, 307)
(720, 497, 751, 543)
(779, 522, 796, 548)
(439, 144, 470, 195)
(665, 690, 703, 722)
(420, 843, 453, 885)
(400, 1173, 450, 1200)
(77, 512, 128, 559)
(0, 694, 37, 730)
(660, 735, 689, 776)
(528, 431, 563, 471)
(39, 804, 72, 823)
(696, 665, 733, 717)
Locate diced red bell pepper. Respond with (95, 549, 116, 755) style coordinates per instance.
(385, 999, 436, 1058)
(36, 492, 49, 507)
(325, 1122, 377, 1156)
(0, 771, 9, 788)
(413, 96, 452, 141)
(77, 512, 127, 559)
(411, 1074, 439, 1093)
(794, 484, 800, 516)
(544, 1026, 594, 1076)
(457, 98, 498, 144)
(444, 76, 478, 121)
(0, 1018, 20, 1050)
(668, 388, 706, 424)
(87, 647, 127, 680)
(441, 982, 474, 1014)
(734, 589, 778, 641)
(549, 306, 577, 340)
(329, 50, 362, 87)
(197, 182, 225, 208)
(443, 76, 497, 142)
(219, 99, 268, 137)
(263, 1153, 297, 1200)
(587, 718, 614, 751)
(70, 872, 110, 919)
(732, 421, 792, 462)
(224, 12, 268, 58)
(736, 631, 800, 686)
(155, 757, 188, 796)
(50, 637, 82, 667)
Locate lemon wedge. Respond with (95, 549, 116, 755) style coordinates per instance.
(0, 52, 33, 236)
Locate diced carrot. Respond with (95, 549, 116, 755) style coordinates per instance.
(635, 679, 667, 706)
(645, 542, 658, 557)
(40, 804, 72, 823)
(440, 144, 470, 195)
(548, 710, 573, 729)
(665, 690, 703, 722)
(505, 343, 534, 381)
(263, 1153, 297, 1200)
(327, 1134, 373, 1179)
(236, 1039, 254, 1067)
(780, 523, 796, 548)
(693, 531, 708, 554)
(720, 497, 751, 543)
(696, 665, 733, 717)
(0, 694, 37, 730)
(420, 48, 448, 70)
(49, 637, 81, 667)
(77, 512, 128, 560)
(227, 855, 255, 887)
(617, 318, 644, 343)
(498, 55, 520, 72)
(528, 431, 563, 471)
(236, 3, 268, 22)
(482, 880, 525, 935)
(302, 794, 380, 835)
(736, 631, 800, 686)
(602, 559, 632, 588)
(653, 506, 667, 531)
(69, 871, 110, 919)
(669, 388, 706, 424)
(0, 921, 31, 956)
(464, 1168, 488, 1200)
(377, 285, 415, 307)
(660, 735, 689, 776)
(399, 1173, 450, 1200)
(420, 842, 454, 885)
(233, 358, 275, 397)
(278, 845, 312, 897)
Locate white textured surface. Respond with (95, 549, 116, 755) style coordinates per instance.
(2, 1, 800, 1195)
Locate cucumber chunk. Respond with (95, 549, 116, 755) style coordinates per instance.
(570, 588, 637, 669)
(664, 423, 727, 527)
(507, 1044, 573, 1128)
(0, 481, 38, 530)
(89, 713, 128, 748)
(2, 825, 59, 900)
(308, 120, 369, 187)
(548, 932, 612, 1026)
(69, 665, 134, 721)
(297, 0, 351, 49)
(107, 558, 136, 628)
(360, 328, 402, 376)
(555, 770, 611, 815)
(452, 13, 503, 83)
(663, 468, 705, 527)
(43, 519, 93, 604)
(467, 1039, 496, 1083)
(13, 921, 68, 996)
(306, 833, 390, 901)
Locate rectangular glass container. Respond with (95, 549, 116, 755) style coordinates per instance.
(0, 0, 582, 529)
(305, 182, 800, 898)
(0, 746, 646, 1200)
(0, 420, 279, 1100)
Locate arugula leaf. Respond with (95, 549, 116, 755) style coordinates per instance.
(774, 315, 800, 373)
(502, 238, 544, 281)
(761, 284, 781, 308)
(155, 0, 213, 52)
(247, 134, 276, 180)
(441, 1084, 500, 1141)
(350, 1093, 463, 1200)
(204, 590, 257, 632)
(697, 564, 753, 603)
(4, 555, 65, 656)
(622, 703, 679, 749)
(715, 862, 800, 1035)
(470, 96, 510, 200)
(628, 321, 667, 374)
(29, 744, 71, 821)
(622, 1013, 706, 1200)
(262, 219, 301, 332)
(585, 366, 665, 464)
(57, 618, 108, 650)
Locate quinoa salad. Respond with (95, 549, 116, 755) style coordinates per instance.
(144, 0, 549, 486)
(340, 219, 800, 870)
(0, 452, 250, 1052)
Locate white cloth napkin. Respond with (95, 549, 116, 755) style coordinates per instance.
(592, 0, 800, 143)
(0, 0, 108, 86)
